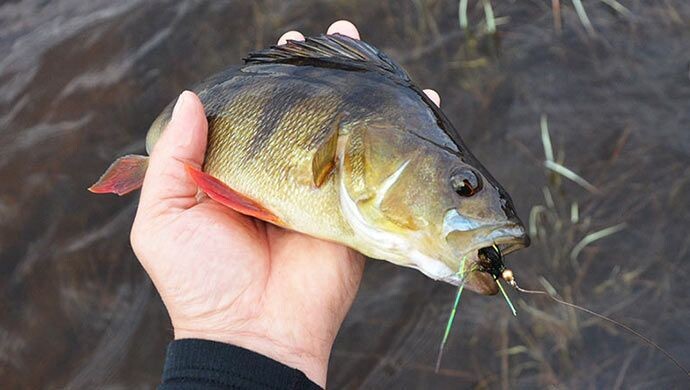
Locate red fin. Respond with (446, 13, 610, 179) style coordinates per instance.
(89, 155, 149, 196)
(185, 164, 281, 224)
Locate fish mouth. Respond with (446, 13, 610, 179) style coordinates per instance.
(444, 226, 530, 295)
(489, 234, 531, 257)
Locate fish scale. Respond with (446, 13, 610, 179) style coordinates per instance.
(203, 79, 348, 235)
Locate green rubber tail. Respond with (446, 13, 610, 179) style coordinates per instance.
(497, 279, 517, 316)
(435, 283, 464, 372)
(434, 256, 468, 372)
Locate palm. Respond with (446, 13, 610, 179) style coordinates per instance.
(139, 195, 364, 359)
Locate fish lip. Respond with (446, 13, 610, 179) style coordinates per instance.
(467, 228, 529, 267)
(492, 233, 530, 255)
(459, 224, 530, 259)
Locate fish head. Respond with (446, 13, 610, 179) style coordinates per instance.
(339, 124, 529, 295)
(436, 154, 530, 294)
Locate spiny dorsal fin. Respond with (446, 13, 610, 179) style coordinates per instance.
(245, 34, 410, 82)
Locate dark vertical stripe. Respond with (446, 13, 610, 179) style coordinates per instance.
(247, 85, 308, 157)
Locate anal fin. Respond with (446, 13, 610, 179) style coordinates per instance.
(185, 164, 281, 224)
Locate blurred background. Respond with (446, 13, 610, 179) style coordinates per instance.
(1, 0, 689, 388)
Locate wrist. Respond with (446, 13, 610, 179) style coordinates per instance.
(173, 328, 331, 387)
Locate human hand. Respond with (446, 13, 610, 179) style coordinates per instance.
(130, 21, 441, 387)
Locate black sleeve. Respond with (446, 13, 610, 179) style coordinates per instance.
(159, 339, 323, 390)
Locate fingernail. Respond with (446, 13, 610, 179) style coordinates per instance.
(171, 91, 189, 120)
(169, 91, 196, 148)
(277, 30, 304, 45)
(423, 89, 441, 107)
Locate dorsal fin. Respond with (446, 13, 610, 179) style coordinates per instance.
(245, 34, 410, 82)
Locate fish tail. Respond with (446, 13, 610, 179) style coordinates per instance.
(88, 154, 149, 196)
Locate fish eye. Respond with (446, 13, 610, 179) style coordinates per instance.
(450, 168, 482, 197)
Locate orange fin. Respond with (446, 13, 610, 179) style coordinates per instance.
(89, 155, 149, 196)
(185, 164, 281, 224)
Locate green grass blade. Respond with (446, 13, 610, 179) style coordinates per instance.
(600, 0, 633, 19)
(544, 160, 599, 194)
(540, 114, 554, 163)
(482, 0, 496, 34)
(529, 205, 547, 238)
(572, 0, 596, 37)
(459, 0, 469, 30)
(542, 186, 555, 210)
(571, 202, 579, 224)
(570, 223, 627, 262)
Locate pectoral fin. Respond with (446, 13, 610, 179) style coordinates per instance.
(311, 112, 346, 188)
(341, 125, 376, 201)
(184, 164, 281, 224)
(89, 154, 149, 196)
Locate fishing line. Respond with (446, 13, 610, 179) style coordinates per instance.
(510, 279, 690, 377)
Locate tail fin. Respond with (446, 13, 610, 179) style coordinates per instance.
(89, 154, 149, 196)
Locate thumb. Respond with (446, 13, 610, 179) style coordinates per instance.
(139, 91, 208, 212)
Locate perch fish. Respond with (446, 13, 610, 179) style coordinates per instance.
(90, 34, 530, 294)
